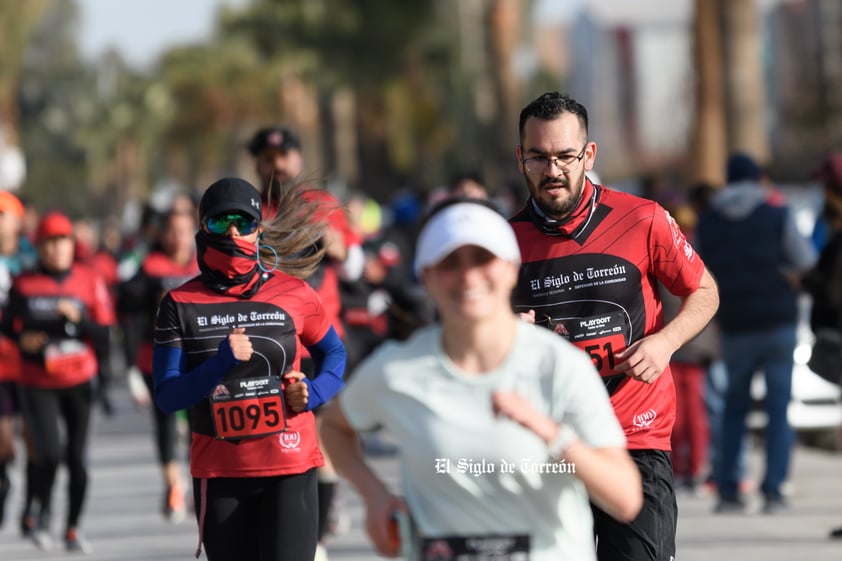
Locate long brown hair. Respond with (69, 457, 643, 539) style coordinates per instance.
(259, 180, 327, 279)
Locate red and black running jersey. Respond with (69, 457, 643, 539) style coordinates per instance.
(125, 250, 199, 375)
(510, 181, 705, 450)
(4, 264, 115, 389)
(154, 271, 330, 478)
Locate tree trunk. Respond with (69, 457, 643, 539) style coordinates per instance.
(330, 87, 359, 189)
(487, 0, 524, 191)
(691, 0, 727, 187)
(722, 0, 770, 164)
(279, 75, 324, 182)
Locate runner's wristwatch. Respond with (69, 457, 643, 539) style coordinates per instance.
(547, 424, 578, 459)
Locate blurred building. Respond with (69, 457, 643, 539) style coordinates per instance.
(529, 0, 693, 182)
(528, 0, 841, 184)
(768, 0, 842, 174)
(572, 3, 692, 181)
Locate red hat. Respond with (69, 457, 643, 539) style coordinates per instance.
(0, 190, 24, 219)
(36, 211, 73, 243)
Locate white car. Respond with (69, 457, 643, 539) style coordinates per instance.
(748, 296, 842, 436)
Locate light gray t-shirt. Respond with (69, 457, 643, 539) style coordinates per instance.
(340, 320, 626, 561)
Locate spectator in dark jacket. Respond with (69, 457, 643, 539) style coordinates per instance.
(697, 153, 818, 514)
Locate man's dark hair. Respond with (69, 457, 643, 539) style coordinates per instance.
(518, 92, 589, 142)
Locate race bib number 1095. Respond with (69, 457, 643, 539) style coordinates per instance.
(210, 375, 286, 439)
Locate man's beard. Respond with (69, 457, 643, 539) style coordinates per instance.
(526, 173, 585, 220)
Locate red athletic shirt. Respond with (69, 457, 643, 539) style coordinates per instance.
(300, 189, 360, 249)
(263, 188, 360, 341)
(510, 181, 705, 450)
(155, 272, 330, 478)
(4, 264, 116, 389)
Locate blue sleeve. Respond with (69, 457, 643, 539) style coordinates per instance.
(301, 325, 347, 411)
(152, 338, 240, 414)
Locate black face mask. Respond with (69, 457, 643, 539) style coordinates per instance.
(195, 230, 266, 299)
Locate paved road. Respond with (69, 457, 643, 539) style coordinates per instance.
(1, 382, 840, 560)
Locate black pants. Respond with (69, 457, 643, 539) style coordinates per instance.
(195, 468, 318, 561)
(592, 449, 677, 561)
(18, 381, 94, 531)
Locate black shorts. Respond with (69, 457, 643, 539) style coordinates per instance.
(592, 449, 677, 561)
(0, 381, 18, 416)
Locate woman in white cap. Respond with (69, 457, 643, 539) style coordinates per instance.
(152, 177, 347, 561)
(320, 198, 642, 561)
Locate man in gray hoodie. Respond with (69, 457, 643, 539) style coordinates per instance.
(696, 153, 818, 514)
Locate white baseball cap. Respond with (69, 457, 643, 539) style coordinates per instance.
(413, 201, 521, 277)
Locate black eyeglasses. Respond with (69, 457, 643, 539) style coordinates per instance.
(205, 212, 259, 235)
(521, 144, 588, 174)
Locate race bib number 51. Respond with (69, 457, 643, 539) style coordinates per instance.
(210, 375, 286, 439)
(560, 311, 627, 374)
(559, 311, 630, 396)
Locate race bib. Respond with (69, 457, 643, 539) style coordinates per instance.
(210, 375, 286, 439)
(44, 340, 94, 377)
(421, 534, 530, 561)
(552, 311, 629, 395)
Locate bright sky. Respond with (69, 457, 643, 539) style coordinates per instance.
(76, 0, 247, 68)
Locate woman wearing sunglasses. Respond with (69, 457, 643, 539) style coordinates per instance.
(152, 177, 347, 561)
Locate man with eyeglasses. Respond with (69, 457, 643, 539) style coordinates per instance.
(509, 92, 720, 561)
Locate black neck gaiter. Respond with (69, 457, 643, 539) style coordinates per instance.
(527, 180, 599, 238)
(195, 230, 266, 299)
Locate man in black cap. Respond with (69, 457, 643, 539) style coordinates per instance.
(248, 126, 305, 189)
(248, 126, 361, 555)
(247, 126, 362, 281)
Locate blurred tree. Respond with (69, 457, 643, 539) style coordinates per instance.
(16, 0, 100, 215)
(812, 0, 842, 152)
(0, 0, 49, 192)
(487, 0, 526, 191)
(155, 38, 270, 190)
(76, 51, 172, 219)
(691, 0, 770, 185)
(219, 0, 447, 200)
(690, 0, 727, 187)
(0, 0, 48, 133)
(10, 0, 547, 213)
(721, 0, 769, 164)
